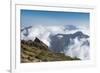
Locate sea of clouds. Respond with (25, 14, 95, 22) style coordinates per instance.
(21, 25, 90, 60)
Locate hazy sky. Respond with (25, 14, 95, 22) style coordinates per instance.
(21, 9, 90, 28)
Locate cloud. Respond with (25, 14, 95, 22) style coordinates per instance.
(21, 25, 90, 60)
(64, 37, 89, 60)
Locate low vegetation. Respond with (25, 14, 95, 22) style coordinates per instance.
(21, 38, 80, 63)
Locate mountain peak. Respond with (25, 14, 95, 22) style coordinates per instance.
(72, 31, 89, 38)
(33, 37, 49, 51)
(34, 37, 41, 43)
(64, 25, 78, 30)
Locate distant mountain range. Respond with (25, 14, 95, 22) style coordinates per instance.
(21, 37, 80, 63)
(64, 25, 78, 30)
(50, 31, 89, 53)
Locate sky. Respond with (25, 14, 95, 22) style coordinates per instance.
(21, 9, 90, 28)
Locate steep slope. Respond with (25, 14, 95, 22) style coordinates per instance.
(21, 37, 80, 63)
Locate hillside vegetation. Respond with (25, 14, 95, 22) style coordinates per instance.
(21, 38, 80, 63)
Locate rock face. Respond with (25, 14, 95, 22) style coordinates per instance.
(50, 31, 89, 53)
(21, 37, 80, 63)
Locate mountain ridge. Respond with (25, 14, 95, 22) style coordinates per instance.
(50, 31, 89, 53)
(21, 37, 80, 63)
